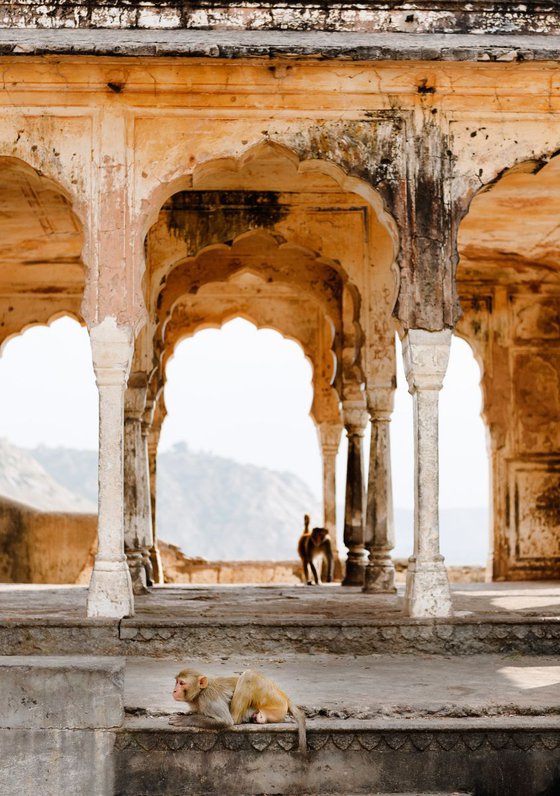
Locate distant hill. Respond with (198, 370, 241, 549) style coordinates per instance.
(29, 441, 322, 560)
(1, 439, 488, 564)
(0, 439, 96, 513)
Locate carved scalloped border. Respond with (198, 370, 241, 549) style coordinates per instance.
(119, 621, 560, 648)
(115, 729, 560, 754)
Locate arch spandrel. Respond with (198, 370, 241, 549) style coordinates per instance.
(0, 156, 88, 347)
(140, 141, 397, 247)
(459, 154, 560, 283)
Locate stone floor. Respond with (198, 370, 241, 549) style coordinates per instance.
(1, 580, 560, 621)
(125, 652, 560, 720)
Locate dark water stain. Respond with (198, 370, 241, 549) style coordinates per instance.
(163, 191, 289, 257)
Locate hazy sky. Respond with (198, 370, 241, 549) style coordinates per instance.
(0, 316, 489, 516)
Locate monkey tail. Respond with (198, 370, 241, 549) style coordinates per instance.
(288, 700, 306, 753)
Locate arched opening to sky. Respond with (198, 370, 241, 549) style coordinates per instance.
(388, 334, 490, 566)
(157, 318, 322, 559)
(0, 317, 489, 564)
(0, 317, 98, 512)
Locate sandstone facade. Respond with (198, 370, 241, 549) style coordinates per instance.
(0, 2, 558, 618)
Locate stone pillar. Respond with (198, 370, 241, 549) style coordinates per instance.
(147, 426, 164, 584)
(124, 375, 154, 595)
(317, 421, 342, 546)
(402, 329, 453, 618)
(363, 389, 396, 593)
(341, 401, 368, 586)
(317, 421, 343, 579)
(87, 318, 134, 619)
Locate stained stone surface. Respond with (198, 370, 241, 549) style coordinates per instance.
(124, 653, 560, 720)
(1, 583, 559, 657)
(114, 716, 560, 796)
(1, 582, 560, 621)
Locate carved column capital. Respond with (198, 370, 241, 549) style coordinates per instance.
(317, 421, 343, 455)
(366, 386, 395, 420)
(342, 401, 369, 437)
(90, 317, 134, 387)
(402, 329, 452, 393)
(125, 372, 149, 420)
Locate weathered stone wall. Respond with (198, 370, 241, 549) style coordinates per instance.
(159, 542, 303, 584)
(0, 656, 123, 796)
(0, 496, 96, 584)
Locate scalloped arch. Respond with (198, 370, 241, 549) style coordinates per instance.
(156, 228, 349, 345)
(0, 311, 84, 357)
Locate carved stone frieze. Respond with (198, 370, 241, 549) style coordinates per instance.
(114, 727, 560, 755)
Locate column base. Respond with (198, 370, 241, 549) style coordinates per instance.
(126, 550, 151, 596)
(87, 558, 135, 618)
(150, 545, 164, 585)
(403, 556, 453, 618)
(363, 556, 397, 593)
(342, 554, 366, 587)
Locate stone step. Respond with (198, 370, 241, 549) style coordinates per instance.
(1, 583, 559, 657)
(114, 716, 560, 796)
(124, 654, 560, 724)
(3, 654, 559, 795)
(1, 614, 559, 657)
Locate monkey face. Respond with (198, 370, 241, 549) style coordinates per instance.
(172, 671, 208, 702)
(172, 676, 192, 702)
(311, 527, 328, 544)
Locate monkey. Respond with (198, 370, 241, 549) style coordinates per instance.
(298, 514, 334, 585)
(170, 667, 306, 752)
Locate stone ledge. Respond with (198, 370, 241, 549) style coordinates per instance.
(1, 617, 559, 655)
(2, 30, 560, 61)
(0, 655, 125, 729)
(114, 717, 560, 795)
(116, 618, 560, 656)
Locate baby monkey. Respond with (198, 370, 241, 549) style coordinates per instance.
(171, 667, 306, 752)
(298, 513, 334, 585)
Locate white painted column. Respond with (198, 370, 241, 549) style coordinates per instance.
(341, 401, 368, 587)
(124, 375, 154, 595)
(363, 389, 396, 594)
(402, 329, 453, 617)
(87, 318, 135, 619)
(317, 422, 342, 544)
